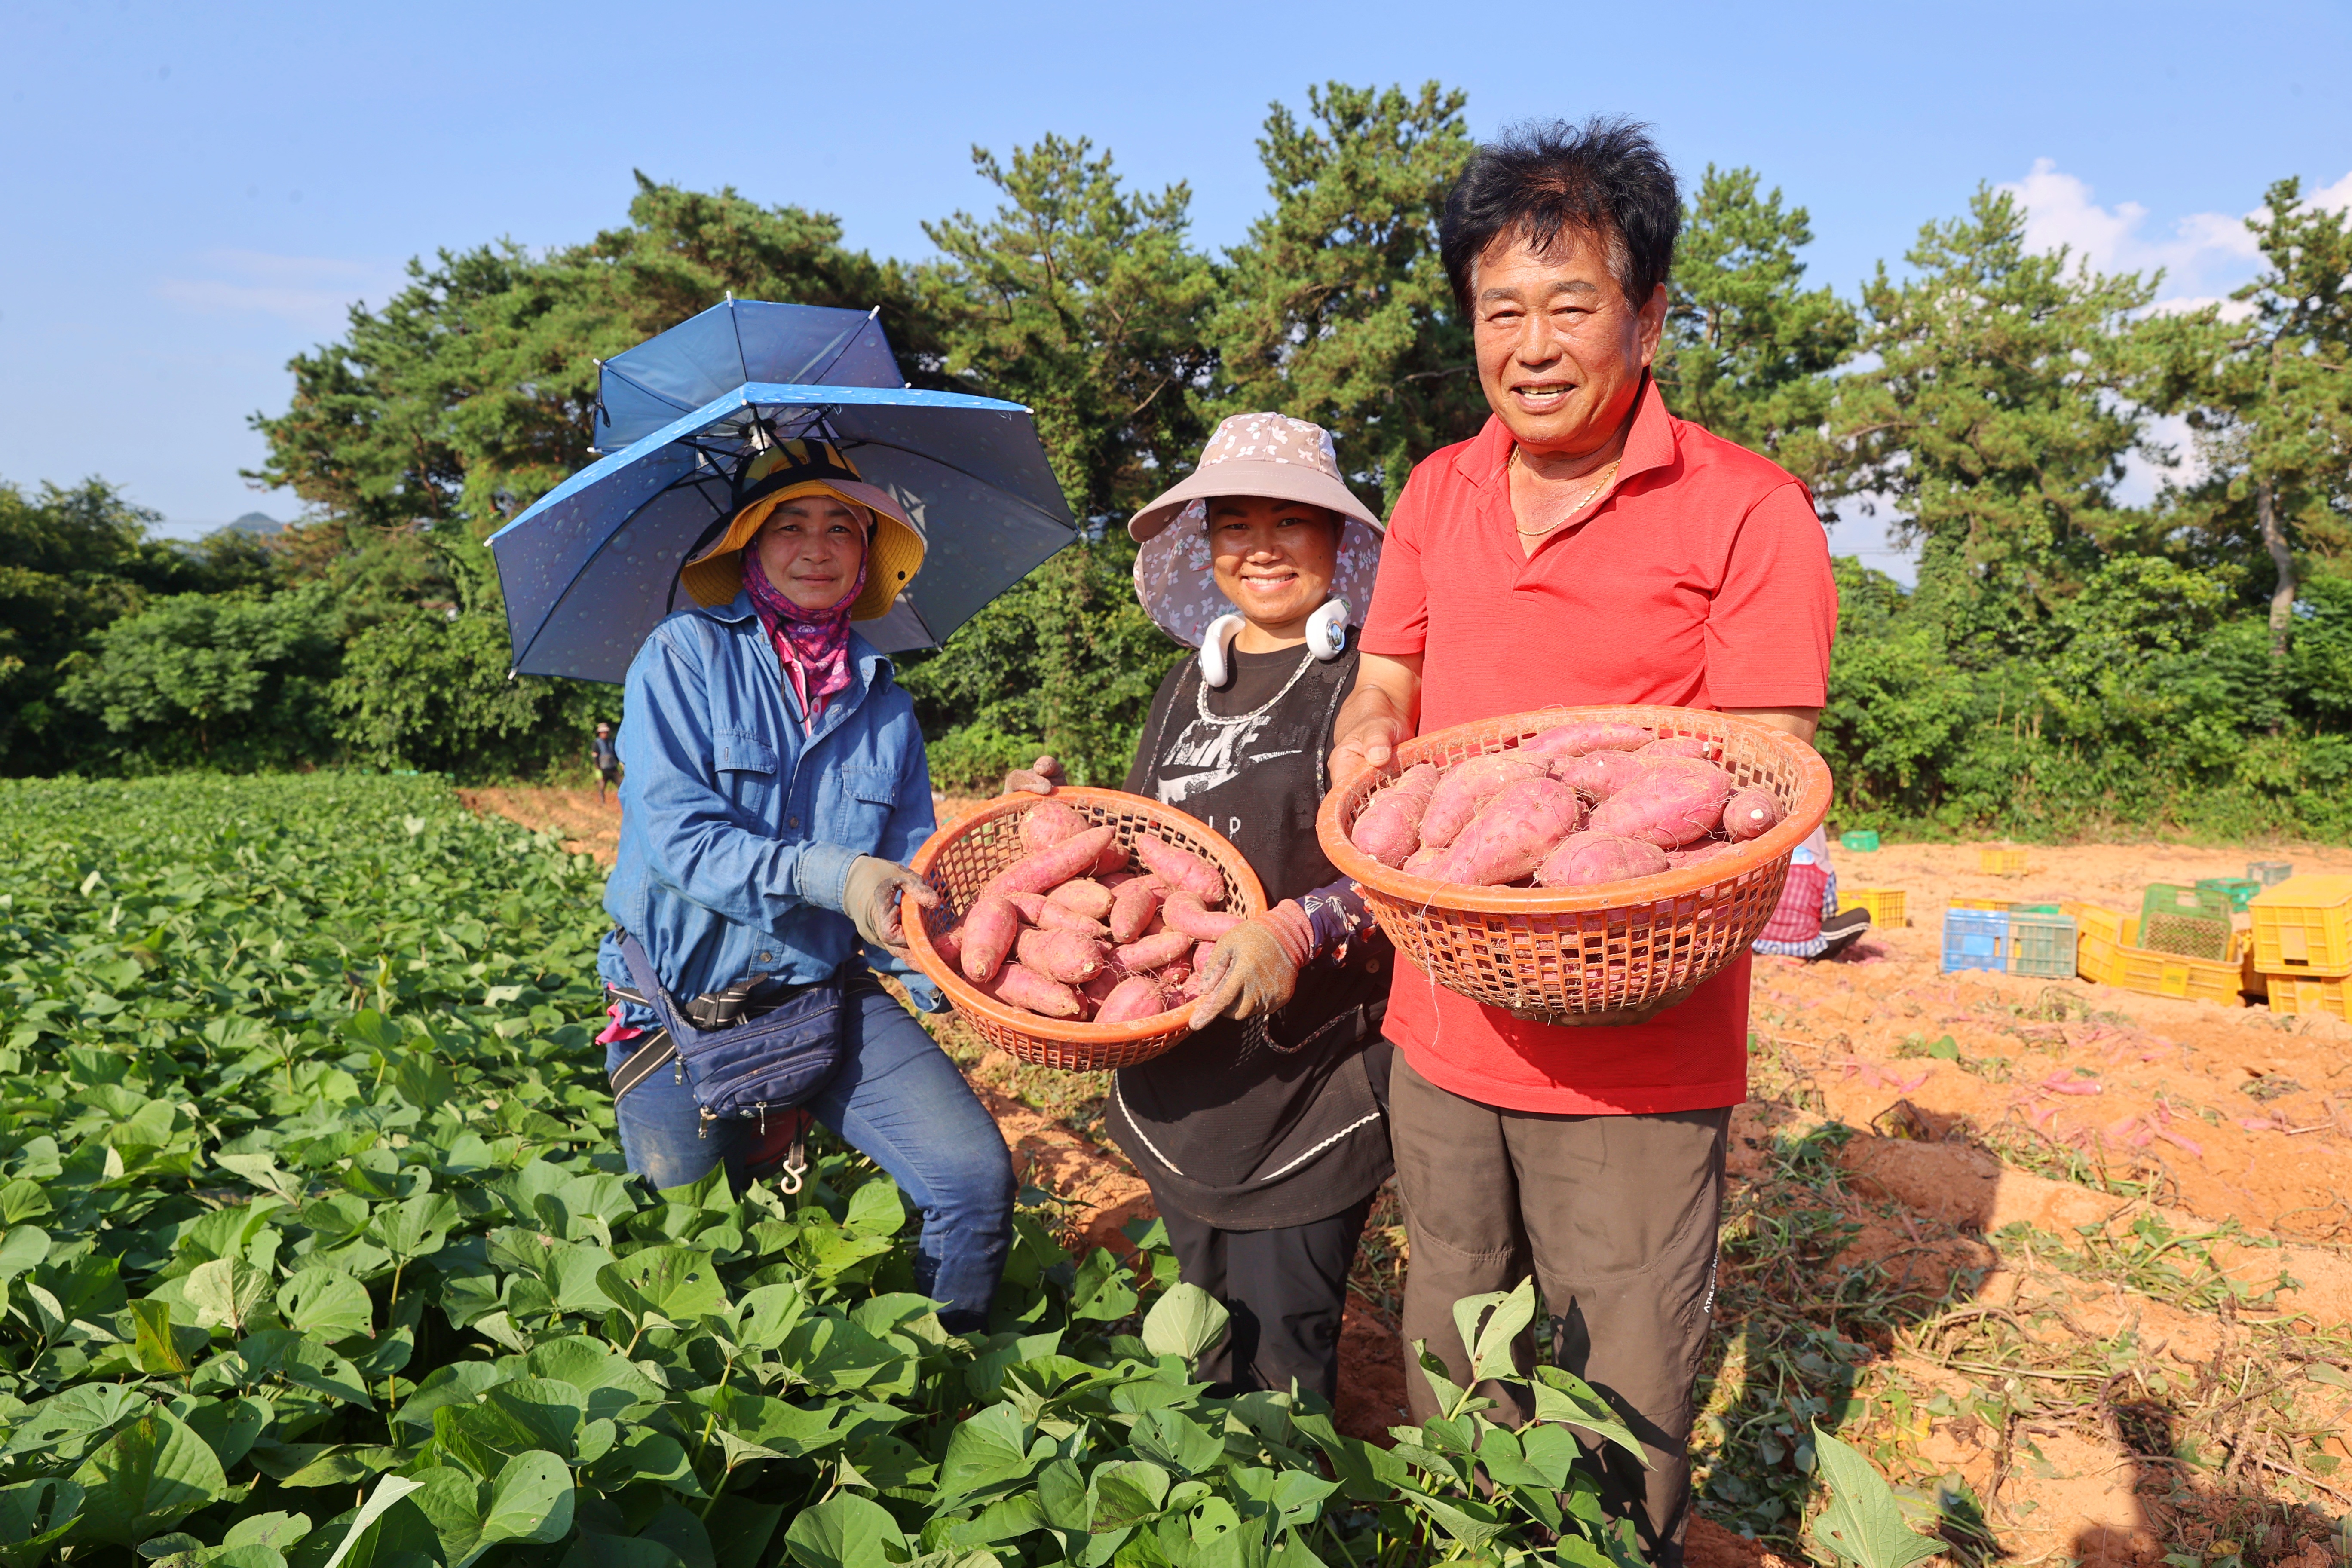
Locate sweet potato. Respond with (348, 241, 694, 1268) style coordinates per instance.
(991, 962, 1082, 1018)
(1401, 844, 1450, 877)
(1133, 833, 1224, 904)
(1080, 968, 1124, 1006)
(1091, 836, 1132, 876)
(1349, 761, 1441, 867)
(1520, 720, 1655, 761)
(1720, 786, 1782, 842)
(1158, 960, 1192, 993)
(959, 895, 1021, 984)
(989, 825, 1117, 898)
(1666, 839, 1746, 869)
(1095, 975, 1170, 1025)
(1639, 736, 1718, 761)
(1048, 879, 1116, 919)
(1418, 754, 1547, 848)
(1037, 901, 1110, 938)
(1020, 799, 1092, 852)
(1113, 928, 1192, 973)
(1439, 776, 1586, 885)
(1004, 890, 1048, 922)
(1550, 749, 1650, 802)
(931, 922, 965, 973)
(1015, 927, 1110, 984)
(1534, 832, 1672, 887)
(1193, 940, 1219, 972)
(1109, 877, 1162, 944)
(1161, 892, 1244, 942)
(1588, 760, 1736, 848)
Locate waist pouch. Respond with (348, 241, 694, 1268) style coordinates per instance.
(610, 931, 846, 1131)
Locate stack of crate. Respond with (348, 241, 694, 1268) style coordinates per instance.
(1938, 900, 2077, 977)
(2062, 892, 2247, 1005)
(2250, 874, 2352, 1021)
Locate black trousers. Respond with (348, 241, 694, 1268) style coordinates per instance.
(1154, 1191, 1375, 1402)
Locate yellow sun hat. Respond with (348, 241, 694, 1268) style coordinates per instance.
(678, 438, 925, 619)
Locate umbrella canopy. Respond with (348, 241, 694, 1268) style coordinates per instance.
(489, 382, 1076, 683)
(592, 297, 905, 452)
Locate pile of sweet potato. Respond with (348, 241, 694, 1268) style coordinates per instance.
(931, 802, 1240, 1024)
(1348, 720, 1785, 890)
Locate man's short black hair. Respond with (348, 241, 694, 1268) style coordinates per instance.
(1440, 116, 1680, 315)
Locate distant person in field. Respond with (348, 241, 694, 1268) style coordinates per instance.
(1328, 119, 1837, 1568)
(593, 439, 1013, 1333)
(589, 721, 620, 802)
(1008, 413, 1394, 1404)
(1752, 825, 1871, 960)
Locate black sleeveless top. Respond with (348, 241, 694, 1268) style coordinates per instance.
(1108, 636, 1393, 1229)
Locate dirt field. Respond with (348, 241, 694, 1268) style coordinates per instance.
(466, 787, 2352, 1567)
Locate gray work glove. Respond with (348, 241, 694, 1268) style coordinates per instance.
(841, 856, 940, 954)
(1001, 753, 1066, 796)
(1187, 916, 1306, 1032)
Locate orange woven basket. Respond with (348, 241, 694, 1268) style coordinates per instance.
(1316, 706, 1834, 1021)
(903, 788, 1268, 1071)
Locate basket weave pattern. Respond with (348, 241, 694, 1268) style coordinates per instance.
(1315, 706, 1834, 1019)
(903, 788, 1267, 1072)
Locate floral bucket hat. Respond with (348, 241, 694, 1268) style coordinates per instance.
(1127, 413, 1384, 648)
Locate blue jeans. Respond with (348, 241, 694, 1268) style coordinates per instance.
(606, 971, 1014, 1331)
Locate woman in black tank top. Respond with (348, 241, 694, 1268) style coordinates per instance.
(1007, 413, 1393, 1403)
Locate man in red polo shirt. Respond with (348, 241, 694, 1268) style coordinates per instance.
(1332, 119, 1836, 1568)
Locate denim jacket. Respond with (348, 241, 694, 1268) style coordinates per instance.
(596, 590, 940, 1024)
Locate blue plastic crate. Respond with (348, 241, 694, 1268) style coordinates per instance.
(1942, 907, 2010, 974)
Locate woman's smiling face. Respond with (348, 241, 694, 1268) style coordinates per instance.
(1207, 495, 1339, 642)
(755, 495, 867, 612)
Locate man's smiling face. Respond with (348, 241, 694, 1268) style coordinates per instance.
(1470, 225, 1666, 459)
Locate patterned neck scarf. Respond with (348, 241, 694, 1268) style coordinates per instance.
(743, 540, 868, 733)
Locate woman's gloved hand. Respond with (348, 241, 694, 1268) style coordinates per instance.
(1187, 901, 1316, 1031)
(1001, 754, 1066, 796)
(842, 856, 940, 954)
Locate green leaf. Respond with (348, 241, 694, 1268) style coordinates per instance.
(595, 1246, 726, 1328)
(370, 1194, 459, 1262)
(224, 1512, 314, 1552)
(934, 1403, 1035, 1502)
(1069, 1248, 1138, 1322)
(184, 1394, 273, 1471)
(280, 1268, 375, 1342)
(0, 1227, 49, 1281)
(408, 1452, 573, 1568)
(841, 1180, 905, 1237)
(184, 1255, 275, 1334)
(0, 1479, 84, 1568)
(131, 1298, 195, 1376)
(1451, 1278, 1535, 1388)
(1140, 1283, 1228, 1364)
(314, 1473, 425, 1568)
(1129, 1409, 1226, 1477)
(1531, 1366, 1650, 1464)
(783, 1493, 907, 1568)
(1808, 1426, 1945, 1568)
(68, 1413, 229, 1546)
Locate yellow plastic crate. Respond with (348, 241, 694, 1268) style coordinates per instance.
(2068, 906, 2242, 1003)
(2249, 873, 2352, 977)
(1838, 887, 1908, 927)
(1980, 847, 2029, 876)
(2064, 901, 2125, 946)
(2267, 974, 2352, 1020)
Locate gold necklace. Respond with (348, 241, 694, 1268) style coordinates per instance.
(1510, 448, 1621, 537)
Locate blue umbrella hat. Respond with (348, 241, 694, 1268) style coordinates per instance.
(488, 307, 1076, 684)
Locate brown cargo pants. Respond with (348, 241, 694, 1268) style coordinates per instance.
(1391, 1054, 1730, 1568)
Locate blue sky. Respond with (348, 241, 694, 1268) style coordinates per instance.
(4, 0, 2347, 582)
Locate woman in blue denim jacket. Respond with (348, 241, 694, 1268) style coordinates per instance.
(595, 439, 1013, 1331)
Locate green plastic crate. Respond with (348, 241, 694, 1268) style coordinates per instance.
(2138, 883, 2233, 961)
(2196, 876, 2261, 914)
(2007, 910, 2079, 978)
(1840, 830, 1880, 852)
(2249, 861, 2294, 888)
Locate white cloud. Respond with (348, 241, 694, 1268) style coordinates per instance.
(156, 249, 404, 333)
(2000, 159, 2352, 315)
(2001, 159, 2257, 284)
